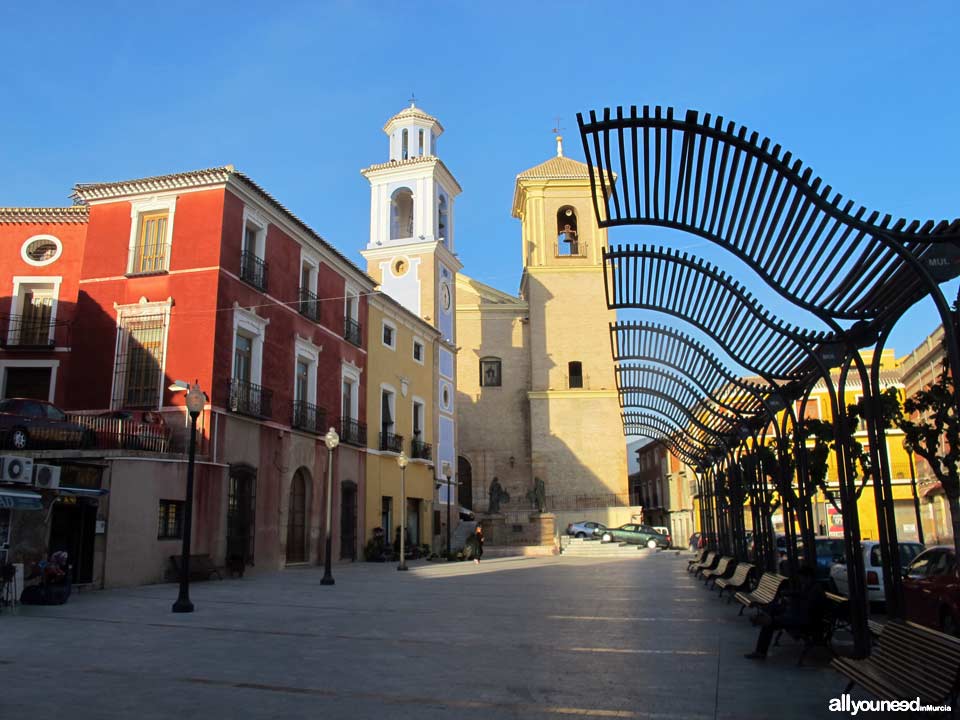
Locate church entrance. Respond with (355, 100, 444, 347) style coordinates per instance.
(458, 456, 473, 510)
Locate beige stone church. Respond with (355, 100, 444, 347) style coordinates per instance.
(455, 137, 629, 513)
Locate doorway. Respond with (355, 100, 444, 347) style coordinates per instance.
(340, 481, 357, 560)
(227, 466, 256, 566)
(286, 469, 308, 563)
(48, 499, 97, 584)
(458, 456, 473, 510)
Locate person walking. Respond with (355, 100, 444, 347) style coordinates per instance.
(472, 525, 484, 564)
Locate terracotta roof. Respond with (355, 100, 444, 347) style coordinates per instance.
(0, 206, 89, 224)
(383, 103, 443, 132)
(516, 155, 594, 180)
(72, 165, 374, 288)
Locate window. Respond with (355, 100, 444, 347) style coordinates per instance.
(229, 306, 270, 417)
(401, 129, 409, 160)
(381, 497, 393, 538)
(382, 320, 396, 349)
(413, 338, 424, 364)
(299, 250, 320, 322)
(568, 361, 583, 389)
(111, 300, 171, 410)
(390, 188, 414, 240)
(240, 207, 268, 291)
(127, 197, 176, 275)
(8, 276, 61, 347)
(380, 386, 400, 452)
(158, 500, 183, 539)
(343, 284, 361, 346)
(341, 362, 361, 422)
(21, 235, 63, 266)
(293, 336, 320, 431)
(437, 194, 448, 244)
(480, 357, 501, 387)
(412, 399, 424, 438)
(556, 206, 580, 256)
(295, 359, 309, 405)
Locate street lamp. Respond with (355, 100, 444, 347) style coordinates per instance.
(321, 427, 339, 586)
(443, 462, 453, 559)
(397, 451, 409, 571)
(903, 438, 925, 545)
(171, 381, 205, 613)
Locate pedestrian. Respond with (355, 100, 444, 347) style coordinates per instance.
(472, 525, 484, 564)
(744, 565, 826, 660)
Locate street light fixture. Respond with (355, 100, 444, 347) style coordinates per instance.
(443, 462, 453, 559)
(397, 451, 409, 571)
(171, 380, 206, 613)
(321, 427, 339, 586)
(903, 438, 925, 545)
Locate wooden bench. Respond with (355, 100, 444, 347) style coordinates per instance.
(169, 554, 223, 582)
(832, 620, 960, 706)
(701, 556, 735, 588)
(716, 562, 754, 601)
(693, 553, 721, 579)
(774, 591, 849, 666)
(687, 548, 708, 570)
(734, 572, 787, 615)
(687, 549, 710, 573)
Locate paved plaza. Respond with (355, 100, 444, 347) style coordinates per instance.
(2, 552, 863, 719)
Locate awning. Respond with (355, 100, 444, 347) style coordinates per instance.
(58, 486, 109, 498)
(0, 487, 43, 510)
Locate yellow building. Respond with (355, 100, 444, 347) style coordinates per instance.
(363, 292, 440, 550)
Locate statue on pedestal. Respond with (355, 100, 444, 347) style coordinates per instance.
(526, 477, 546, 514)
(488, 477, 510, 514)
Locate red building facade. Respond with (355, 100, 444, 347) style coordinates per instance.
(1, 166, 374, 586)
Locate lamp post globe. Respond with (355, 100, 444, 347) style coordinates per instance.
(172, 380, 205, 613)
(397, 451, 409, 571)
(321, 427, 339, 586)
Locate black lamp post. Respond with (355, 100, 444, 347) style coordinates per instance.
(904, 439, 925, 545)
(321, 426, 339, 586)
(443, 462, 453, 558)
(173, 381, 205, 613)
(397, 450, 409, 571)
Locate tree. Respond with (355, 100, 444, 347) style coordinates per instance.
(898, 362, 960, 559)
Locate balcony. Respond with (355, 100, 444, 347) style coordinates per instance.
(292, 400, 325, 434)
(411, 438, 432, 461)
(343, 316, 362, 347)
(0, 311, 62, 349)
(227, 378, 273, 419)
(379, 431, 403, 454)
(240, 251, 269, 292)
(298, 288, 319, 322)
(339, 417, 367, 447)
(554, 240, 588, 258)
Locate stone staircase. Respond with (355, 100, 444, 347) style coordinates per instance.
(559, 536, 651, 557)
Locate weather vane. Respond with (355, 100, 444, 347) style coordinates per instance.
(409, 92, 417, 107)
(552, 116, 565, 135)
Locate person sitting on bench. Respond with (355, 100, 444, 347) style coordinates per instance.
(744, 565, 825, 660)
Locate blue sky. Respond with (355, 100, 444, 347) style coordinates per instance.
(2, 1, 958, 362)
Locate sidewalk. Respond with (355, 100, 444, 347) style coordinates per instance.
(1, 553, 855, 719)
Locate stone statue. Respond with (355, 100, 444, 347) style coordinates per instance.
(488, 477, 510, 513)
(526, 477, 546, 513)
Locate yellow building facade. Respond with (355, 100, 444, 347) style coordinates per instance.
(363, 293, 440, 550)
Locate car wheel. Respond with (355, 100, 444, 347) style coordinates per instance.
(646, 539, 658, 549)
(942, 610, 959, 638)
(575, 532, 586, 539)
(11, 427, 29, 450)
(601, 533, 613, 543)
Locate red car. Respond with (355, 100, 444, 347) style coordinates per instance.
(902, 545, 960, 636)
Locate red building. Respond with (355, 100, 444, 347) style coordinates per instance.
(0, 166, 374, 587)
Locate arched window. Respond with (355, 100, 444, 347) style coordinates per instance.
(390, 188, 414, 240)
(480, 357, 501, 387)
(418, 129, 425, 156)
(556, 206, 579, 256)
(401, 129, 409, 160)
(285, 468, 310, 563)
(568, 361, 583, 388)
(437, 194, 448, 243)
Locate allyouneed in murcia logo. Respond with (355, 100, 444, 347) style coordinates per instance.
(829, 695, 951, 715)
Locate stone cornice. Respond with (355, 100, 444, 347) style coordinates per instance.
(360, 156, 462, 195)
(0, 206, 89, 224)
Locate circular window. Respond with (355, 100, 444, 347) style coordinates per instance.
(392, 258, 408, 276)
(21, 235, 63, 266)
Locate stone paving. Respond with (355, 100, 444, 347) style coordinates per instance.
(1, 551, 866, 719)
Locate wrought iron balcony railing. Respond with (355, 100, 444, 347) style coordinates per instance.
(411, 438, 432, 460)
(0, 312, 58, 348)
(240, 251, 269, 292)
(379, 431, 403, 454)
(227, 378, 272, 419)
(292, 400, 325, 434)
(298, 287, 319, 322)
(554, 240, 588, 258)
(343, 316, 362, 347)
(339, 417, 367, 447)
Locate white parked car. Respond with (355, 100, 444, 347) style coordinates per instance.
(830, 540, 925, 604)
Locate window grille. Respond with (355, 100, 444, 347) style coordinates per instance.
(112, 313, 166, 409)
(158, 499, 183, 539)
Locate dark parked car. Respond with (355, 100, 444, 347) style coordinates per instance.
(902, 546, 960, 636)
(600, 524, 670, 549)
(0, 398, 92, 450)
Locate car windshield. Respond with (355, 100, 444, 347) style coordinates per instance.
(869, 543, 924, 568)
(0, 399, 16, 412)
(816, 539, 845, 558)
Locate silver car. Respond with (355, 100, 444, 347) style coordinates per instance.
(566, 521, 605, 539)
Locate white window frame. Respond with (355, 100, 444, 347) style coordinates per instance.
(294, 335, 321, 406)
(380, 383, 397, 436)
(0, 359, 60, 402)
(20, 234, 63, 267)
(111, 297, 173, 411)
(344, 281, 360, 322)
(8, 275, 62, 346)
(382, 319, 397, 350)
(127, 196, 176, 274)
(412, 336, 425, 365)
(232, 303, 270, 387)
(412, 396, 425, 439)
(300, 247, 320, 296)
(341, 361, 361, 422)
(242, 205, 268, 261)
